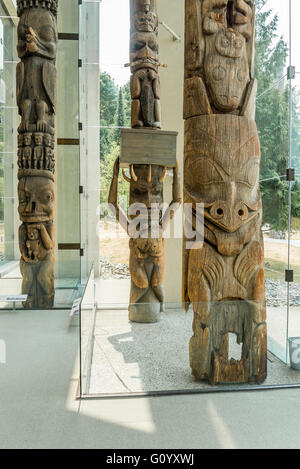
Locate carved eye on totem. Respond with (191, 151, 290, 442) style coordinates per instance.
(209, 201, 226, 220)
(41, 190, 54, 204)
(234, 39, 243, 50)
(133, 188, 146, 196)
(19, 191, 28, 205)
(149, 40, 158, 52)
(212, 66, 226, 82)
(132, 40, 146, 52)
(220, 36, 230, 48)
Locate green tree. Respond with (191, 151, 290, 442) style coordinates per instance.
(255, 0, 290, 230)
(100, 72, 118, 164)
(99, 72, 131, 208)
(114, 87, 125, 141)
(121, 81, 131, 127)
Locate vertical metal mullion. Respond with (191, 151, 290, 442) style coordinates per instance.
(286, 0, 293, 363)
(78, 0, 82, 399)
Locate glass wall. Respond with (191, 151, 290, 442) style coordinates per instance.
(0, 0, 84, 308)
(79, 0, 300, 397)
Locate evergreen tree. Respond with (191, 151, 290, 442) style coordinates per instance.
(255, 0, 289, 231)
(100, 72, 118, 165)
(114, 87, 125, 141)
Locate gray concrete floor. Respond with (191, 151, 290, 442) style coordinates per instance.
(88, 309, 300, 395)
(1, 307, 300, 448)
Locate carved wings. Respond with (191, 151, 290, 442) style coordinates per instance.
(16, 61, 24, 115)
(42, 61, 57, 114)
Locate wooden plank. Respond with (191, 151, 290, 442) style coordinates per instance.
(120, 128, 178, 168)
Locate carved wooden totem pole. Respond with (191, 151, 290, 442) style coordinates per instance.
(183, 0, 267, 384)
(109, 0, 181, 323)
(16, 0, 57, 308)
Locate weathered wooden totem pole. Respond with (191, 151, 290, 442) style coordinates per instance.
(183, 0, 267, 384)
(109, 0, 181, 323)
(16, 0, 57, 308)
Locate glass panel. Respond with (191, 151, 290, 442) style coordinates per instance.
(57, 41, 79, 139)
(79, 299, 300, 397)
(58, 0, 78, 35)
(0, 1, 83, 309)
(80, 265, 95, 396)
(256, 0, 290, 363)
(79, 0, 100, 284)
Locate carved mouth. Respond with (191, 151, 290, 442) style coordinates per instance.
(21, 214, 50, 222)
(210, 299, 253, 384)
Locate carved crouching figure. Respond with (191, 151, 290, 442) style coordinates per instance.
(130, 1, 161, 128)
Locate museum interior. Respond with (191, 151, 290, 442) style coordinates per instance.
(1, 0, 300, 400)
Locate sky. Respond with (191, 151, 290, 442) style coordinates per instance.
(100, 0, 300, 88)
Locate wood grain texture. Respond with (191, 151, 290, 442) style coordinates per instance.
(130, 0, 161, 128)
(108, 0, 181, 323)
(16, 1, 57, 308)
(184, 0, 267, 384)
(120, 128, 178, 168)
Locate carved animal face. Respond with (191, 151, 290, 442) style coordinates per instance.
(133, 10, 158, 32)
(184, 115, 261, 237)
(18, 176, 55, 223)
(130, 31, 159, 71)
(204, 30, 249, 111)
(17, 7, 57, 60)
(129, 165, 164, 210)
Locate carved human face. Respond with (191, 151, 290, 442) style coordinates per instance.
(43, 134, 52, 147)
(23, 133, 32, 146)
(184, 114, 261, 239)
(18, 176, 55, 223)
(204, 30, 249, 111)
(17, 7, 58, 60)
(130, 31, 159, 70)
(34, 133, 44, 146)
(133, 10, 158, 32)
(18, 134, 24, 147)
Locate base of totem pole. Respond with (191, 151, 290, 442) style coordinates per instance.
(128, 303, 161, 324)
(128, 290, 162, 323)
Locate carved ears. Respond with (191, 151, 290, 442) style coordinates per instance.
(202, 0, 228, 35)
(202, 0, 254, 40)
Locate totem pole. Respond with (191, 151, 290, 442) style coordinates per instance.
(16, 0, 58, 308)
(183, 0, 267, 384)
(109, 0, 181, 323)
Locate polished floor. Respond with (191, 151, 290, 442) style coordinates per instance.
(1, 308, 300, 449)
